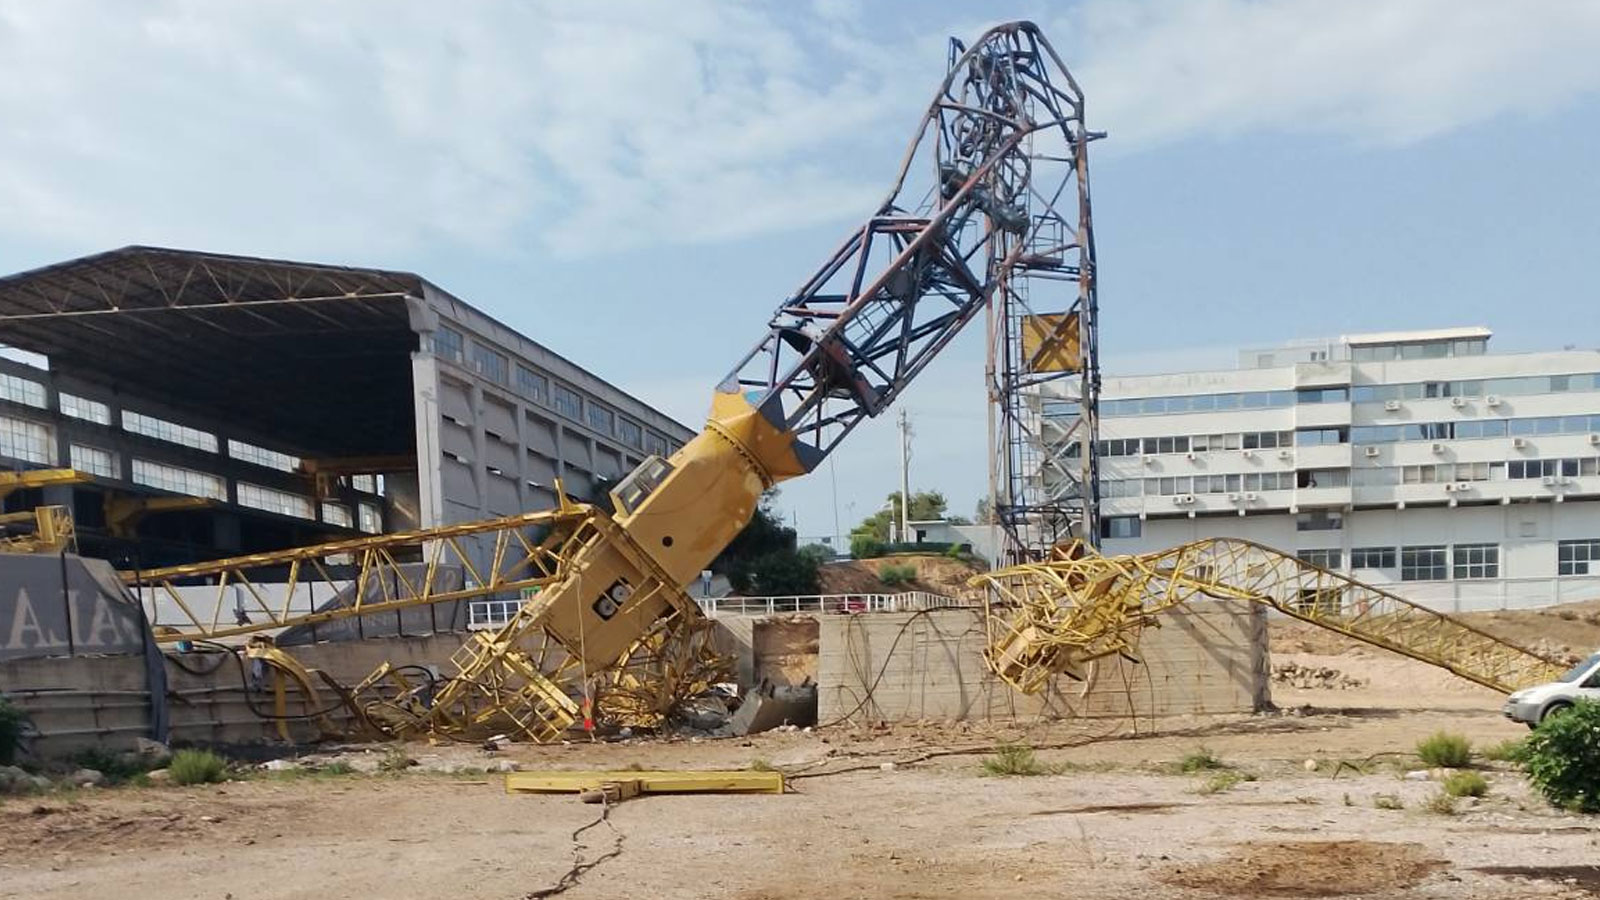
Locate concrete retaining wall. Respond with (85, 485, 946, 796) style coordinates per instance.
(817, 603, 1270, 725)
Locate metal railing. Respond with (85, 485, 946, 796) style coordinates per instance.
(697, 591, 971, 617)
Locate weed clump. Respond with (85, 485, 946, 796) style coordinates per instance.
(1177, 747, 1225, 773)
(1415, 732, 1472, 768)
(1442, 770, 1489, 798)
(168, 749, 228, 786)
(981, 743, 1052, 777)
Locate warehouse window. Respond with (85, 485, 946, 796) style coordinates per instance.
(59, 392, 111, 425)
(435, 326, 465, 363)
(552, 384, 582, 419)
(1559, 539, 1600, 576)
(238, 483, 314, 519)
(1296, 549, 1342, 570)
(617, 418, 643, 449)
(122, 410, 218, 453)
(1100, 516, 1141, 540)
(358, 502, 382, 534)
(1350, 547, 1396, 570)
(131, 459, 226, 501)
(471, 343, 509, 385)
(0, 415, 53, 465)
(228, 439, 299, 473)
(517, 365, 548, 404)
(645, 433, 669, 457)
(1400, 545, 1448, 582)
(321, 502, 353, 528)
(69, 444, 116, 478)
(1452, 543, 1499, 580)
(1296, 510, 1342, 532)
(0, 372, 46, 409)
(588, 402, 615, 435)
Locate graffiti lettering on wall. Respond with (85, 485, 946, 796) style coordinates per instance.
(0, 556, 148, 660)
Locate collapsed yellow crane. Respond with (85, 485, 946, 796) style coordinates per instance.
(977, 539, 1569, 696)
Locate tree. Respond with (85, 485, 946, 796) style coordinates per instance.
(714, 492, 823, 596)
(974, 497, 998, 525)
(850, 490, 950, 544)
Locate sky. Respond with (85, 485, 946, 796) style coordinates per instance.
(1, 0, 1598, 541)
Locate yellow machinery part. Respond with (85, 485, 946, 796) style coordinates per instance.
(975, 538, 1569, 696)
(504, 769, 784, 797)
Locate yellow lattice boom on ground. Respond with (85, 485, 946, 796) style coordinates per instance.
(976, 538, 1570, 696)
(121, 492, 720, 743)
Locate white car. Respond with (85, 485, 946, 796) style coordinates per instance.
(1503, 651, 1600, 728)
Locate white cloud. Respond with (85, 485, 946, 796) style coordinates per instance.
(0, 0, 908, 259)
(1057, 0, 1600, 147)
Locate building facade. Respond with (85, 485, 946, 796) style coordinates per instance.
(1049, 327, 1600, 612)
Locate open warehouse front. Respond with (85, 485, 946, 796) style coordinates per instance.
(0, 246, 693, 570)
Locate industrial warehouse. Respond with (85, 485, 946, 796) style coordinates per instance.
(1, 12, 1597, 900)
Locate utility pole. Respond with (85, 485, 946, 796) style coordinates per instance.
(898, 409, 912, 544)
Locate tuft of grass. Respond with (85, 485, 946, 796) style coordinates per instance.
(1196, 770, 1255, 794)
(1481, 738, 1529, 764)
(1442, 770, 1489, 798)
(877, 563, 917, 587)
(749, 758, 776, 772)
(68, 747, 154, 786)
(1424, 790, 1459, 815)
(1373, 793, 1405, 810)
(322, 761, 356, 776)
(168, 749, 228, 786)
(1177, 746, 1226, 773)
(981, 743, 1052, 777)
(376, 745, 416, 774)
(1416, 731, 1473, 768)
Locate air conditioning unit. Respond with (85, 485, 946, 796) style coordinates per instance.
(1228, 492, 1242, 501)
(1185, 451, 1197, 461)
(1589, 433, 1600, 445)
(1278, 449, 1292, 459)
(1454, 482, 1471, 492)
(1144, 455, 1157, 466)
(1486, 395, 1502, 407)
(1174, 494, 1196, 505)
(1558, 476, 1573, 486)
(1430, 442, 1446, 454)
(1443, 482, 1455, 492)
(1241, 449, 1254, 458)
(1512, 437, 1528, 449)
(1244, 492, 1259, 501)
(1383, 399, 1401, 411)
(1541, 475, 1556, 486)
(1450, 396, 1466, 408)
(1363, 446, 1381, 458)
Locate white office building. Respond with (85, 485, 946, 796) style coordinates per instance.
(1058, 326, 1600, 612)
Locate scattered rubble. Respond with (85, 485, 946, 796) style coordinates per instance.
(1272, 662, 1368, 690)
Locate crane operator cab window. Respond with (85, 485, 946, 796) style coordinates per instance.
(611, 456, 675, 516)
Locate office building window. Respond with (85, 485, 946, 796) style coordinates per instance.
(122, 410, 218, 453)
(1295, 427, 1348, 446)
(588, 402, 615, 435)
(228, 439, 300, 473)
(238, 483, 314, 519)
(0, 415, 53, 465)
(471, 343, 509, 385)
(1351, 547, 1396, 570)
(1400, 545, 1448, 581)
(358, 502, 383, 534)
(552, 384, 582, 419)
(131, 459, 226, 501)
(435, 326, 465, 363)
(0, 372, 46, 408)
(1296, 387, 1348, 404)
(517, 365, 548, 403)
(1101, 516, 1141, 539)
(1296, 510, 1343, 532)
(69, 444, 116, 478)
(1559, 539, 1600, 576)
(1452, 543, 1499, 580)
(60, 392, 111, 425)
(1297, 549, 1342, 570)
(645, 433, 669, 457)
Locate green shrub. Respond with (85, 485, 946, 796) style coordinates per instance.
(0, 697, 25, 766)
(168, 749, 228, 786)
(1197, 770, 1254, 794)
(943, 544, 967, 560)
(1372, 793, 1405, 810)
(850, 534, 884, 559)
(1522, 699, 1600, 813)
(1424, 791, 1459, 815)
(877, 563, 916, 586)
(1416, 731, 1472, 768)
(1442, 770, 1489, 798)
(69, 747, 153, 785)
(1178, 747, 1225, 773)
(981, 743, 1050, 777)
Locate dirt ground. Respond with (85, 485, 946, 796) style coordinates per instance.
(4, 629, 1599, 900)
(817, 554, 984, 596)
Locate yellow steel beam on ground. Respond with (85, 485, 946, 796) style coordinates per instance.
(504, 770, 785, 796)
(976, 538, 1568, 696)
